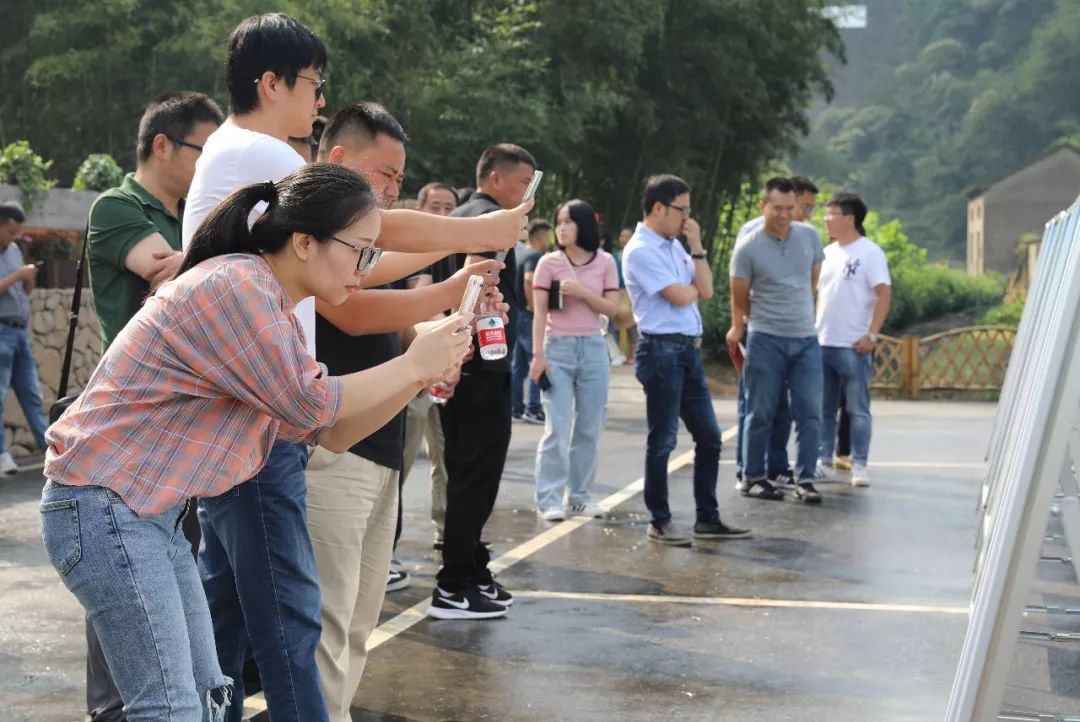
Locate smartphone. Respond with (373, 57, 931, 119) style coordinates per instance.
(522, 170, 544, 203)
(537, 371, 552, 391)
(458, 274, 485, 319)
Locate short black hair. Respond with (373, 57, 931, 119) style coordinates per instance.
(319, 102, 408, 159)
(555, 200, 602, 253)
(136, 92, 224, 164)
(0, 201, 26, 224)
(827, 191, 869, 235)
(762, 176, 796, 199)
(641, 174, 691, 216)
(527, 219, 551, 238)
(226, 13, 328, 115)
(791, 176, 819, 196)
(417, 182, 458, 208)
(476, 144, 536, 186)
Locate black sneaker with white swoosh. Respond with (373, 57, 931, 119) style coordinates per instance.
(477, 580, 513, 607)
(426, 586, 508, 620)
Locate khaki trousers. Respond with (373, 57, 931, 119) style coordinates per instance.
(401, 395, 448, 535)
(306, 447, 398, 722)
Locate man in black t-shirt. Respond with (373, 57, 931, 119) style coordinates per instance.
(511, 219, 551, 422)
(428, 144, 537, 620)
(306, 103, 504, 719)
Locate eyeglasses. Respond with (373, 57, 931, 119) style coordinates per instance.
(252, 74, 327, 101)
(166, 135, 203, 153)
(801, 204, 817, 216)
(665, 203, 692, 216)
(296, 73, 326, 101)
(329, 236, 381, 273)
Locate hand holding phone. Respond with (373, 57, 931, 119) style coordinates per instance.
(457, 275, 485, 330)
(537, 371, 552, 391)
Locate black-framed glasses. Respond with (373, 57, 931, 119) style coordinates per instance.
(166, 135, 203, 153)
(666, 203, 691, 216)
(296, 73, 326, 101)
(329, 236, 381, 273)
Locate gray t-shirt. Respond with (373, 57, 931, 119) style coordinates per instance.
(0, 243, 31, 324)
(730, 223, 824, 338)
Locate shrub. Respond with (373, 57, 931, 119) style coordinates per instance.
(73, 154, 125, 191)
(981, 300, 1025, 327)
(0, 140, 56, 211)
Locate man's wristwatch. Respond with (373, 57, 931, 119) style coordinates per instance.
(690, 252, 707, 260)
(868, 333, 879, 343)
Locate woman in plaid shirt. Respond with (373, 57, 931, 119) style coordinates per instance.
(39, 163, 474, 721)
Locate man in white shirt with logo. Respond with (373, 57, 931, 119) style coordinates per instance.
(816, 192, 891, 486)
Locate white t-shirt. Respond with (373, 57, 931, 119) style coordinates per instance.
(182, 123, 316, 355)
(815, 237, 891, 348)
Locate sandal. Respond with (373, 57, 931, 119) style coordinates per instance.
(739, 478, 785, 501)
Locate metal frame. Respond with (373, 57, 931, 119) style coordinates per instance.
(949, 197, 1080, 720)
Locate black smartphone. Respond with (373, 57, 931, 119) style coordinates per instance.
(537, 371, 552, 391)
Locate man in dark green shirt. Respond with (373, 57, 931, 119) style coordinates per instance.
(87, 91, 222, 349)
(82, 90, 222, 722)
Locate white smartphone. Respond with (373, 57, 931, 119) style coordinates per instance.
(522, 169, 544, 203)
(458, 274, 485, 318)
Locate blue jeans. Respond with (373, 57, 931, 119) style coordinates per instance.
(735, 373, 791, 477)
(535, 335, 610, 510)
(511, 310, 542, 417)
(820, 346, 873, 465)
(0, 325, 48, 453)
(197, 440, 327, 722)
(634, 336, 722, 526)
(743, 332, 823, 482)
(41, 483, 231, 722)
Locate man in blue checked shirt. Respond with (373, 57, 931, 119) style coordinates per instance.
(622, 174, 751, 547)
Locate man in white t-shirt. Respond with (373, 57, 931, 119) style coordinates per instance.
(816, 192, 891, 486)
(182, 15, 527, 722)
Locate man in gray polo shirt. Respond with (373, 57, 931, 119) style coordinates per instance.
(727, 177, 825, 504)
(0, 202, 48, 476)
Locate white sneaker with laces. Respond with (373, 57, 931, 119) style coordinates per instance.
(0, 452, 17, 476)
(814, 461, 830, 481)
(851, 464, 871, 487)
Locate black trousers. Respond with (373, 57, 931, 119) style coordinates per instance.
(437, 371, 512, 591)
(86, 505, 202, 720)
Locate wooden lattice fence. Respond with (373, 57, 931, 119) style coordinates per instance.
(872, 325, 1016, 397)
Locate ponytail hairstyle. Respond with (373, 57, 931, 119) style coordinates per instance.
(553, 199, 602, 253)
(180, 162, 378, 275)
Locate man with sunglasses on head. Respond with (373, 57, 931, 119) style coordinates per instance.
(82, 90, 223, 722)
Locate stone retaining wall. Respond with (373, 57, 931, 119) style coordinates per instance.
(6, 288, 101, 456)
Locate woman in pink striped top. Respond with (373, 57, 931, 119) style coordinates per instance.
(40, 164, 474, 721)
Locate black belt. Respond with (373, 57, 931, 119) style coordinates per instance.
(642, 332, 702, 349)
(0, 319, 27, 329)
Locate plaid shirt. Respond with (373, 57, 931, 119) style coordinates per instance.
(44, 254, 343, 517)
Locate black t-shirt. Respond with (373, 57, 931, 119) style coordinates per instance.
(515, 247, 541, 310)
(449, 192, 517, 375)
(315, 294, 404, 470)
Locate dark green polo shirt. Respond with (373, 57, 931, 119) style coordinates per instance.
(87, 173, 183, 349)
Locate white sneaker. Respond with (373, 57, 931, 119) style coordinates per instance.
(0, 452, 17, 476)
(851, 464, 871, 487)
(538, 507, 566, 522)
(569, 501, 605, 518)
(814, 461, 831, 481)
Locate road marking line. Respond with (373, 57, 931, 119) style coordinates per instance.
(513, 589, 969, 615)
(369, 429, 741, 651)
